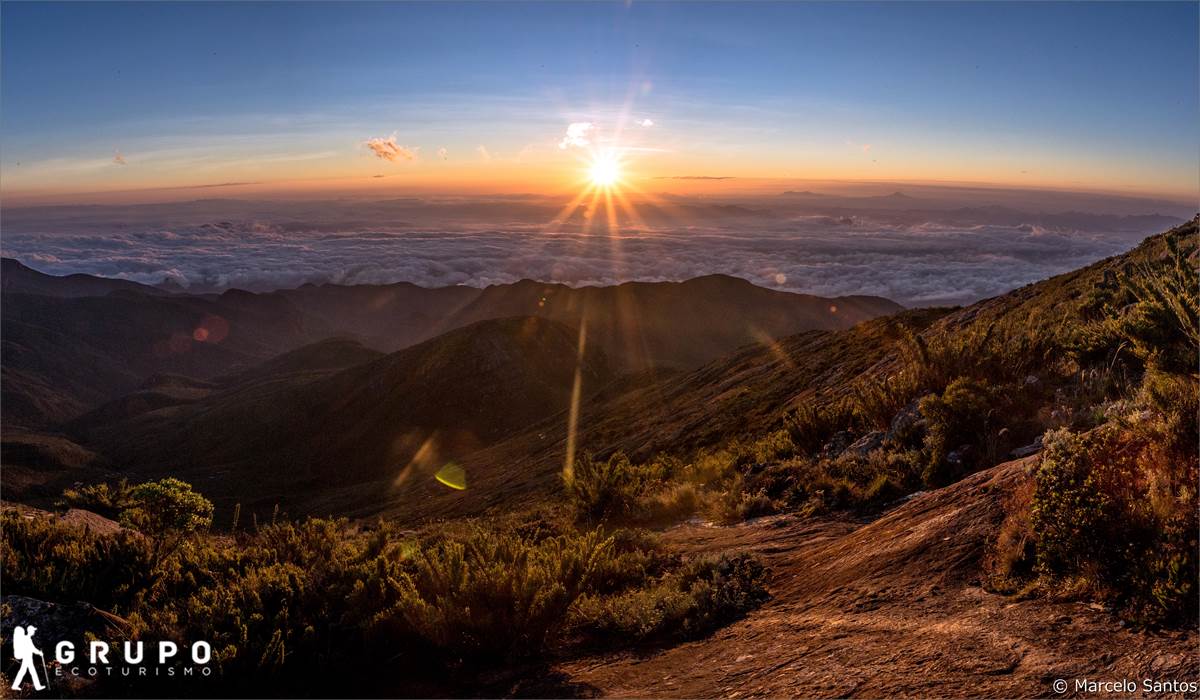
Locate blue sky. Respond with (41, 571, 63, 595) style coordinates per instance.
(2, 1, 1197, 201)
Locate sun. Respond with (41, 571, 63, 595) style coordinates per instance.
(589, 152, 621, 188)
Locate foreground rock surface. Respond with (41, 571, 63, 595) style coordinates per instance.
(554, 457, 1199, 698)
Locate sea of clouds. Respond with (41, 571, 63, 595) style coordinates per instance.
(1, 196, 1182, 307)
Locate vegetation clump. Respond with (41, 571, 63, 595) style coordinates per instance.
(2, 481, 768, 695)
(986, 226, 1198, 627)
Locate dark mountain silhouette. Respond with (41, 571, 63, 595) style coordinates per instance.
(1, 258, 169, 298)
(436, 275, 900, 371)
(72, 316, 611, 512)
(1, 288, 324, 427)
(271, 275, 901, 367)
(1, 264, 899, 428)
(215, 337, 385, 386)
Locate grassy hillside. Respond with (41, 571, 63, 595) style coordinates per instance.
(357, 220, 1196, 527)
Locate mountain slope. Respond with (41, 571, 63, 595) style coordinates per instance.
(1, 267, 898, 429)
(352, 219, 1196, 524)
(276, 274, 901, 370)
(74, 317, 612, 513)
(1, 258, 169, 298)
(1, 289, 326, 427)
(441, 275, 901, 371)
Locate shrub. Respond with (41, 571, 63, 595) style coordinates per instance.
(0, 509, 155, 610)
(850, 369, 921, 430)
(715, 474, 779, 523)
(564, 452, 651, 522)
(120, 478, 214, 537)
(3, 492, 771, 694)
(985, 478, 1037, 593)
(59, 479, 133, 519)
(919, 377, 999, 487)
(1074, 228, 1199, 375)
(384, 526, 614, 662)
(1024, 424, 1197, 626)
(750, 429, 796, 464)
(569, 553, 768, 645)
(784, 399, 855, 455)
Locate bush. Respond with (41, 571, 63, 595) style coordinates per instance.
(0, 509, 155, 610)
(569, 553, 768, 645)
(384, 526, 613, 662)
(919, 377, 1000, 487)
(120, 478, 214, 537)
(564, 452, 650, 522)
(2, 493, 771, 694)
(784, 400, 854, 455)
(1018, 424, 1197, 626)
(59, 479, 134, 519)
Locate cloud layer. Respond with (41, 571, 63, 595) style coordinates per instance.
(0, 194, 1175, 306)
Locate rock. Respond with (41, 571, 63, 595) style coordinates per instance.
(845, 431, 885, 457)
(1, 595, 130, 648)
(1150, 653, 1185, 672)
(947, 444, 973, 466)
(1010, 434, 1044, 459)
(1023, 374, 1040, 387)
(886, 397, 927, 446)
(820, 431, 854, 460)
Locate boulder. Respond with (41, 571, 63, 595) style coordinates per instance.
(946, 444, 973, 467)
(845, 430, 885, 457)
(2, 595, 130, 648)
(886, 396, 928, 446)
(1010, 434, 1044, 459)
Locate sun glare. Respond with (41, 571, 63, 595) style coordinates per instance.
(589, 153, 621, 188)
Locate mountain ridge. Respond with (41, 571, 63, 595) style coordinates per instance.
(2, 262, 900, 428)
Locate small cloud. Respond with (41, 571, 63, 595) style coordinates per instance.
(476, 145, 491, 162)
(638, 118, 654, 127)
(113, 151, 127, 165)
(364, 134, 416, 162)
(372, 174, 385, 178)
(558, 122, 594, 149)
(437, 147, 448, 160)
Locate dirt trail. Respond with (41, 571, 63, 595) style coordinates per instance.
(556, 458, 1198, 698)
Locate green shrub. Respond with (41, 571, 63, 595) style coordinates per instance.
(384, 526, 614, 661)
(1025, 424, 1197, 626)
(850, 369, 921, 430)
(59, 479, 133, 519)
(1074, 228, 1199, 375)
(919, 377, 999, 487)
(564, 452, 651, 522)
(0, 509, 155, 610)
(569, 553, 768, 645)
(119, 478, 214, 536)
(3, 493, 771, 693)
(784, 399, 855, 455)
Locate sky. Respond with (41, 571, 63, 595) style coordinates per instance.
(2, 1, 1198, 203)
